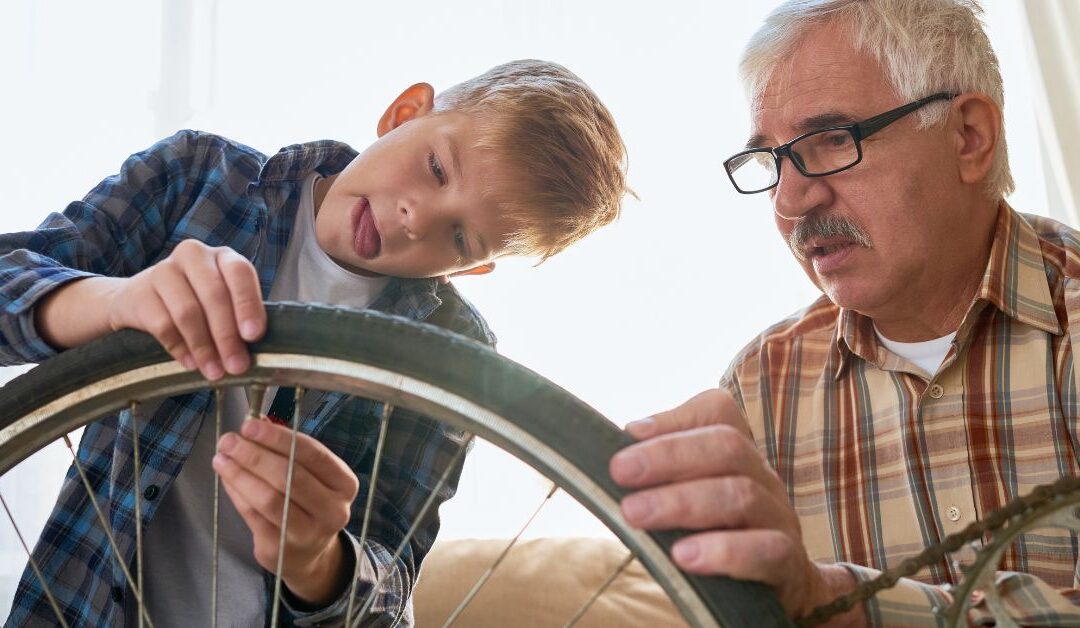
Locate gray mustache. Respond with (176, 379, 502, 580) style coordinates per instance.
(788, 214, 872, 261)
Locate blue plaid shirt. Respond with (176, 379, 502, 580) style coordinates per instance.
(0, 130, 496, 627)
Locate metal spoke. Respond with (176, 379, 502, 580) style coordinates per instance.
(563, 551, 636, 627)
(211, 387, 224, 628)
(130, 401, 144, 628)
(344, 401, 393, 626)
(269, 386, 305, 627)
(62, 434, 155, 627)
(442, 483, 559, 627)
(352, 434, 475, 627)
(0, 491, 69, 628)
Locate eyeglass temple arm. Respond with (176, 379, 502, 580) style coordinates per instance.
(855, 92, 957, 141)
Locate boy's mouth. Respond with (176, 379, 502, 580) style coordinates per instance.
(352, 197, 381, 259)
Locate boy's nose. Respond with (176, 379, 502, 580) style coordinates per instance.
(398, 202, 433, 240)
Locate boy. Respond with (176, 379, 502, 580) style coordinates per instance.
(0, 59, 627, 626)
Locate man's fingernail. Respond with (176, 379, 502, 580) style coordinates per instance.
(626, 417, 656, 437)
(622, 494, 654, 524)
(181, 355, 196, 371)
(218, 433, 237, 453)
(673, 540, 700, 565)
(611, 452, 645, 482)
(241, 320, 260, 340)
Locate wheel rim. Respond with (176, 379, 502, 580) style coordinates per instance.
(0, 304, 789, 627)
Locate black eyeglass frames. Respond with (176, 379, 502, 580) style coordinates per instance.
(723, 92, 957, 194)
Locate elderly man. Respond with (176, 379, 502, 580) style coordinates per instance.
(611, 0, 1080, 625)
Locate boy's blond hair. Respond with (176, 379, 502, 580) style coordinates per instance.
(435, 59, 628, 261)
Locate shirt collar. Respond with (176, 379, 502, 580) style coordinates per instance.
(249, 139, 447, 323)
(832, 201, 1062, 380)
(255, 139, 358, 186)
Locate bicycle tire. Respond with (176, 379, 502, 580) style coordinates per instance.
(0, 302, 789, 628)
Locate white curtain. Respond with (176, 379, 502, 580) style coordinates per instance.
(1023, 0, 1080, 226)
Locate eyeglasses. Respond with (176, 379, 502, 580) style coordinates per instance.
(723, 92, 956, 194)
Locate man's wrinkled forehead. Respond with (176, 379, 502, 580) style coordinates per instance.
(746, 23, 889, 148)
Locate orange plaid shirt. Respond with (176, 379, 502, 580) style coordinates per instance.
(722, 203, 1080, 626)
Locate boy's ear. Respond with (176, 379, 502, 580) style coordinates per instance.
(377, 83, 435, 137)
(438, 262, 496, 284)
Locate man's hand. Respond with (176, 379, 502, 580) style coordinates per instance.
(36, 238, 266, 380)
(213, 418, 361, 607)
(609, 389, 862, 625)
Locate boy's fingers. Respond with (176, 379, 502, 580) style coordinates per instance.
(154, 264, 222, 379)
(217, 249, 265, 343)
(217, 431, 346, 525)
(183, 254, 247, 376)
(140, 290, 193, 369)
(239, 420, 359, 496)
(214, 450, 317, 531)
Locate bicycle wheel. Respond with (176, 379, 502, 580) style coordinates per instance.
(0, 302, 788, 627)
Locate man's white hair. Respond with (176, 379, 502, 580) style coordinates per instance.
(740, 0, 1013, 198)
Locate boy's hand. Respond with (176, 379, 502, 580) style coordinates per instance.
(107, 239, 266, 380)
(213, 418, 361, 607)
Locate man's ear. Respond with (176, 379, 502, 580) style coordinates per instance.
(377, 83, 435, 137)
(950, 92, 1001, 187)
(438, 262, 496, 284)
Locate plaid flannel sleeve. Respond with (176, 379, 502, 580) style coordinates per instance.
(0, 130, 204, 365)
(280, 530, 412, 628)
(843, 563, 1080, 627)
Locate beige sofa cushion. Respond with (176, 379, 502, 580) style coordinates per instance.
(413, 537, 686, 627)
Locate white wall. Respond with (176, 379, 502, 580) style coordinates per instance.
(0, 0, 1052, 615)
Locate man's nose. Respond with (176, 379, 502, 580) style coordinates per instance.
(771, 159, 833, 221)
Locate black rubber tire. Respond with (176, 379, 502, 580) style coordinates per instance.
(0, 302, 790, 627)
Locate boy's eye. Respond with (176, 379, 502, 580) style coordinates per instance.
(428, 152, 447, 186)
(453, 226, 468, 259)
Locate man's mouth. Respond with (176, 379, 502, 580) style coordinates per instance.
(807, 242, 854, 258)
(801, 238, 861, 273)
(352, 197, 381, 259)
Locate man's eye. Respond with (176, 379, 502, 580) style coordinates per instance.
(428, 152, 446, 185)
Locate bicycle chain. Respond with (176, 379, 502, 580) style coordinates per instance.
(796, 474, 1080, 627)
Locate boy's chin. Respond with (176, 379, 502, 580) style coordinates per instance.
(327, 253, 386, 278)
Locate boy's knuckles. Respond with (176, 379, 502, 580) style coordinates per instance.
(147, 319, 180, 343)
(217, 253, 253, 274)
(256, 491, 285, 517)
(344, 475, 360, 499)
(172, 303, 206, 328)
(190, 343, 219, 362)
(253, 547, 276, 570)
(173, 238, 211, 256)
(232, 440, 261, 467)
(331, 506, 351, 530)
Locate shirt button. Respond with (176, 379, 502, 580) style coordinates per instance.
(946, 505, 962, 521)
(143, 485, 159, 500)
(929, 384, 945, 399)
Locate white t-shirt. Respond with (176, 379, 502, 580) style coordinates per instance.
(874, 325, 957, 377)
(139, 173, 389, 626)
